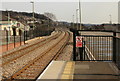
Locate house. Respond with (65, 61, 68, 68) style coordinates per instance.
(0, 20, 27, 36)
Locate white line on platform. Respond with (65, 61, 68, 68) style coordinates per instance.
(36, 61, 54, 80)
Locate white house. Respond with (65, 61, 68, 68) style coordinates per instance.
(0, 20, 29, 36)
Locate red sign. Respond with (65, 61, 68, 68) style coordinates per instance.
(76, 36, 83, 47)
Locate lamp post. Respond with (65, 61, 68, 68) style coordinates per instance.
(73, 15, 75, 29)
(24, 26, 26, 44)
(76, 9, 79, 30)
(6, 9, 11, 50)
(79, 0, 82, 30)
(48, 18, 50, 35)
(109, 14, 113, 31)
(30, 1, 35, 38)
(109, 14, 112, 24)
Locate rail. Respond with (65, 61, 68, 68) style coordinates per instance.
(1, 31, 61, 66)
(3, 31, 70, 80)
(1, 30, 62, 79)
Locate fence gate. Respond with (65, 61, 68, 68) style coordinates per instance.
(72, 30, 116, 61)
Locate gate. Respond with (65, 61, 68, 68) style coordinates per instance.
(114, 37, 120, 69)
(71, 29, 120, 70)
(80, 35, 113, 61)
(72, 30, 117, 61)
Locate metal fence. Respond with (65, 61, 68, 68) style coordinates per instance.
(71, 29, 120, 70)
(79, 35, 113, 61)
(1, 30, 25, 53)
(1, 27, 55, 53)
(114, 37, 120, 69)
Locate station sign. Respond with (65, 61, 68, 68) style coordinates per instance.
(76, 36, 83, 47)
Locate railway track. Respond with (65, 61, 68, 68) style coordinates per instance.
(1, 30, 61, 79)
(54, 31, 73, 61)
(2, 30, 70, 81)
(1, 31, 61, 66)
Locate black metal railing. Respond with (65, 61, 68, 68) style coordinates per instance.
(3, 29, 25, 52)
(71, 29, 120, 69)
(81, 35, 113, 61)
(1, 27, 55, 53)
(113, 37, 120, 69)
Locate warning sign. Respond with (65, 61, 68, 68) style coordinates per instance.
(76, 36, 83, 47)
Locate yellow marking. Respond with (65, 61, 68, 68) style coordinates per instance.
(61, 61, 75, 80)
(39, 37, 43, 39)
(25, 37, 43, 43)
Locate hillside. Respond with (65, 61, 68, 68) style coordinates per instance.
(1, 10, 55, 36)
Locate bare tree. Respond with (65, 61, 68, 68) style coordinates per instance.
(44, 12, 56, 21)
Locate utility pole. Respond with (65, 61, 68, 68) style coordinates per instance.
(79, 0, 82, 30)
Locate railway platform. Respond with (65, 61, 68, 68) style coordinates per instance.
(36, 61, 119, 81)
(0, 36, 44, 54)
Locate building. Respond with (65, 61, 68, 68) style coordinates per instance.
(0, 20, 26, 36)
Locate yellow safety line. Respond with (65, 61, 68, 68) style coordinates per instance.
(25, 37, 43, 43)
(61, 61, 75, 80)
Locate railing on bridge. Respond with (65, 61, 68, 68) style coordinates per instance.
(71, 29, 120, 70)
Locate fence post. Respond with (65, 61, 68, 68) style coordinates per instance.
(25, 31, 28, 41)
(14, 34, 15, 48)
(30, 28, 32, 39)
(6, 30, 8, 51)
(76, 31, 83, 61)
(73, 31, 76, 61)
(83, 41, 85, 60)
(24, 31, 25, 44)
(113, 32, 116, 62)
(79, 37, 83, 61)
(20, 33, 21, 46)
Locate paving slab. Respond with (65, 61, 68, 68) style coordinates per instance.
(74, 61, 119, 81)
(36, 61, 66, 80)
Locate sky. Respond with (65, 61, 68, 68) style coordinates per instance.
(1, 0, 120, 24)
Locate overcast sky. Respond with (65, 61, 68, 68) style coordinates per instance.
(1, 0, 120, 24)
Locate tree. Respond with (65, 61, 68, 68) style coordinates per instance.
(44, 12, 56, 21)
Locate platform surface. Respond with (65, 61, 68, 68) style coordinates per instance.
(36, 61, 66, 80)
(36, 61, 119, 81)
(74, 62, 119, 80)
